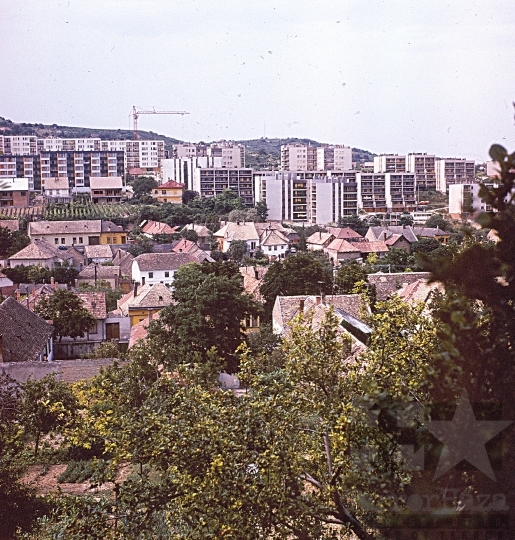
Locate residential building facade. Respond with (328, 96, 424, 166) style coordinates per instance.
(0, 177, 30, 207)
(151, 180, 185, 204)
(435, 158, 476, 193)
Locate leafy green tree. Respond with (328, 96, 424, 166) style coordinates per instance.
(338, 214, 369, 236)
(0, 225, 13, 257)
(182, 189, 198, 205)
(228, 239, 247, 261)
(425, 213, 454, 231)
(213, 189, 244, 214)
(21, 374, 78, 456)
(148, 261, 260, 372)
(52, 260, 79, 285)
(34, 289, 96, 342)
(27, 265, 52, 284)
(180, 228, 199, 242)
(131, 176, 158, 198)
(399, 212, 414, 226)
(335, 260, 368, 293)
(378, 247, 417, 271)
(255, 200, 269, 222)
(410, 237, 440, 254)
(260, 251, 333, 319)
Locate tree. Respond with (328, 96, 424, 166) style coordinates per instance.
(260, 251, 333, 319)
(0, 225, 12, 258)
(34, 289, 96, 342)
(228, 239, 247, 261)
(399, 212, 414, 226)
(255, 200, 269, 222)
(335, 260, 368, 293)
(131, 176, 158, 198)
(338, 214, 369, 236)
(180, 228, 199, 243)
(147, 261, 260, 372)
(78, 280, 123, 312)
(425, 213, 453, 231)
(21, 374, 78, 456)
(182, 189, 198, 205)
(410, 237, 440, 254)
(52, 260, 79, 285)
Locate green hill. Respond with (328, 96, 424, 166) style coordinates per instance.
(0, 117, 376, 169)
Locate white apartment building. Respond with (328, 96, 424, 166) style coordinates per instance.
(193, 167, 254, 206)
(173, 143, 205, 159)
(0, 136, 38, 155)
(406, 153, 436, 191)
(374, 154, 406, 173)
(280, 144, 317, 171)
(254, 171, 359, 224)
(162, 156, 222, 191)
(448, 183, 491, 215)
(436, 158, 475, 193)
(357, 172, 416, 213)
(316, 145, 353, 171)
(207, 142, 245, 168)
(0, 155, 39, 190)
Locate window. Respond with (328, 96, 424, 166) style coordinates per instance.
(61, 238, 65, 244)
(79, 237, 83, 244)
(89, 322, 98, 335)
(73, 237, 77, 244)
(162, 190, 166, 195)
(113, 237, 117, 244)
(164, 271, 169, 278)
(274, 245, 277, 251)
(106, 237, 111, 244)
(54, 238, 59, 245)
(148, 272, 154, 278)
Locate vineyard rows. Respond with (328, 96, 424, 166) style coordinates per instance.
(43, 202, 138, 221)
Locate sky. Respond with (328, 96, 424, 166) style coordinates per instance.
(2, 0, 515, 161)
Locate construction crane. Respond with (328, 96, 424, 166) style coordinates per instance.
(132, 106, 189, 140)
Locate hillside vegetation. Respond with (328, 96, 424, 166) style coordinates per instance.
(0, 117, 376, 169)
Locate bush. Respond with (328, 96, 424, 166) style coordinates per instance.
(57, 459, 110, 484)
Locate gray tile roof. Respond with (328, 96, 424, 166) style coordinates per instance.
(78, 264, 121, 279)
(84, 244, 114, 259)
(29, 220, 102, 236)
(134, 252, 199, 272)
(8, 239, 73, 262)
(367, 272, 432, 301)
(367, 226, 418, 244)
(0, 297, 54, 363)
(118, 283, 174, 312)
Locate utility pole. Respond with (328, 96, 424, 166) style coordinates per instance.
(132, 106, 189, 140)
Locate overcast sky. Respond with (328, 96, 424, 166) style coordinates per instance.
(2, 0, 514, 160)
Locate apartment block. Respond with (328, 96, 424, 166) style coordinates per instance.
(0, 136, 38, 155)
(0, 155, 41, 190)
(254, 171, 359, 224)
(193, 167, 254, 206)
(39, 151, 125, 194)
(406, 153, 436, 191)
(435, 158, 475, 193)
(374, 154, 406, 173)
(172, 142, 245, 168)
(125, 140, 165, 172)
(448, 183, 490, 215)
(161, 156, 222, 191)
(280, 144, 317, 171)
(316, 145, 353, 171)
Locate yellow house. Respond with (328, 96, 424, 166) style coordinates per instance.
(100, 220, 128, 245)
(152, 180, 185, 204)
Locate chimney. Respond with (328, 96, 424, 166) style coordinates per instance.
(50, 276, 55, 286)
(148, 309, 153, 321)
(0, 334, 3, 363)
(316, 297, 321, 305)
(254, 268, 259, 279)
(299, 298, 305, 312)
(134, 282, 139, 297)
(16, 289, 20, 302)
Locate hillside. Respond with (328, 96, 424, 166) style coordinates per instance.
(0, 117, 376, 169)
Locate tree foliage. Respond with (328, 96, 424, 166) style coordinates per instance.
(34, 289, 96, 342)
(147, 261, 260, 372)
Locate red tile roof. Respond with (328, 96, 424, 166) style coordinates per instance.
(159, 180, 185, 189)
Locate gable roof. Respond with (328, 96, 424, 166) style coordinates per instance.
(8, 239, 73, 262)
(214, 222, 259, 242)
(306, 231, 334, 246)
(0, 297, 54, 363)
(0, 220, 20, 232)
(325, 238, 362, 253)
(101, 220, 125, 233)
(367, 226, 418, 244)
(358, 241, 389, 254)
(77, 292, 108, 319)
(29, 220, 102, 236)
(129, 311, 161, 348)
(326, 227, 364, 240)
(89, 176, 123, 189)
(260, 229, 289, 247)
(118, 283, 174, 313)
(112, 249, 134, 277)
(159, 180, 185, 189)
(182, 223, 211, 238)
(133, 252, 199, 272)
(78, 264, 121, 279)
(84, 244, 114, 259)
(412, 226, 450, 238)
(141, 220, 177, 235)
(366, 272, 432, 301)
